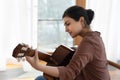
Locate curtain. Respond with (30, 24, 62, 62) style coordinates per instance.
(0, 0, 37, 71)
(86, 0, 120, 62)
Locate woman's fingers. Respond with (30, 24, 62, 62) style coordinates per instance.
(35, 49, 38, 59)
(26, 56, 32, 63)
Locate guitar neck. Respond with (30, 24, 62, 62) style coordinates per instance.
(28, 49, 51, 62)
(38, 51, 51, 62)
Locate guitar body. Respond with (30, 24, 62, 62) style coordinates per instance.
(12, 44, 75, 80)
(44, 45, 75, 80)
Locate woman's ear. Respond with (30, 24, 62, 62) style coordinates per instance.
(79, 17, 85, 27)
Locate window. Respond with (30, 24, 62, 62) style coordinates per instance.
(38, 0, 75, 51)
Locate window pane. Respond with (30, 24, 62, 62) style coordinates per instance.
(38, 21, 73, 51)
(38, 0, 75, 19)
(38, 0, 75, 51)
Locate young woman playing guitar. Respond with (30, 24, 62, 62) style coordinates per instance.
(26, 6, 110, 80)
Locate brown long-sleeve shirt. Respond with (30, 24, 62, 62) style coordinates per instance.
(58, 31, 110, 80)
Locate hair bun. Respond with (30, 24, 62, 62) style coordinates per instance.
(86, 9, 94, 24)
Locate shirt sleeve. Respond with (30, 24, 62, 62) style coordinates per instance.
(58, 38, 95, 80)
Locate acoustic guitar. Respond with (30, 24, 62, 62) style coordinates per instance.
(12, 43, 75, 80)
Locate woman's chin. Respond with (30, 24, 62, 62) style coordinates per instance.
(71, 35, 77, 38)
(69, 33, 77, 38)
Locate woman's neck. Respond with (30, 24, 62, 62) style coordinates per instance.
(79, 27, 92, 37)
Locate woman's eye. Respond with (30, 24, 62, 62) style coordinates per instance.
(66, 23, 70, 26)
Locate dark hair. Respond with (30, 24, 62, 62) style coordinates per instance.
(62, 6, 94, 25)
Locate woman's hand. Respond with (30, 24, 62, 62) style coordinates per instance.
(26, 49, 59, 77)
(25, 49, 41, 70)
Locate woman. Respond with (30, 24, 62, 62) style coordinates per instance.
(26, 5, 110, 80)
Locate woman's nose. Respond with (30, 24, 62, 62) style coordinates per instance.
(65, 27, 69, 32)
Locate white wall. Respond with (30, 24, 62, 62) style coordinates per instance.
(86, 0, 120, 62)
(0, 0, 37, 71)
